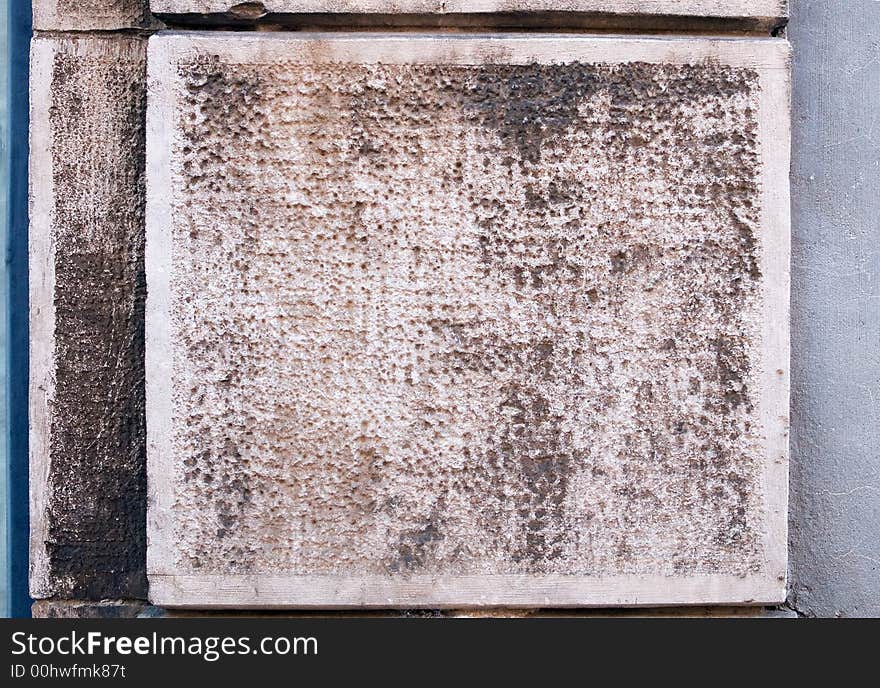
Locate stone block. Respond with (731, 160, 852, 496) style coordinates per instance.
(149, 1, 788, 29)
(30, 36, 148, 600)
(32, 600, 148, 618)
(146, 33, 790, 608)
(33, 0, 151, 31)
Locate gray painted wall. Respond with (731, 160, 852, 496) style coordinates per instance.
(788, 0, 880, 617)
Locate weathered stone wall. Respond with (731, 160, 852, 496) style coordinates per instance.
(29, 1, 802, 616)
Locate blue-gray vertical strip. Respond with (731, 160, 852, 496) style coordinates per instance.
(788, 0, 880, 617)
(0, 0, 9, 619)
(6, 0, 30, 618)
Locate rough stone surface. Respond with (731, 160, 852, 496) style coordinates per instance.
(32, 600, 148, 618)
(33, 0, 151, 31)
(147, 35, 789, 608)
(788, 0, 880, 618)
(29, 36, 148, 600)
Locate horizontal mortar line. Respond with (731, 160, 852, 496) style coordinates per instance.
(150, 610, 788, 617)
(32, 28, 159, 38)
(32, 19, 789, 39)
(156, 12, 787, 37)
(32, 598, 149, 604)
(155, 26, 782, 38)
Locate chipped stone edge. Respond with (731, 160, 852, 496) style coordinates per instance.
(148, 573, 784, 608)
(754, 36, 791, 610)
(145, 32, 791, 608)
(148, 0, 788, 22)
(29, 37, 58, 600)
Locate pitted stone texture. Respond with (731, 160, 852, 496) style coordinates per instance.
(172, 62, 764, 576)
(147, 34, 790, 607)
(30, 36, 147, 600)
(149, 0, 787, 23)
(33, 0, 151, 31)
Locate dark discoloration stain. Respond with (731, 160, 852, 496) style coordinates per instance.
(461, 65, 599, 169)
(388, 520, 443, 573)
(453, 62, 761, 571)
(173, 58, 274, 574)
(711, 336, 753, 415)
(45, 42, 147, 599)
(501, 383, 576, 565)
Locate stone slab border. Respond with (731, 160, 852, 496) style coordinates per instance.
(150, 0, 788, 23)
(146, 32, 790, 608)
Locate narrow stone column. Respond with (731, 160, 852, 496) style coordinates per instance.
(29, 32, 148, 617)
